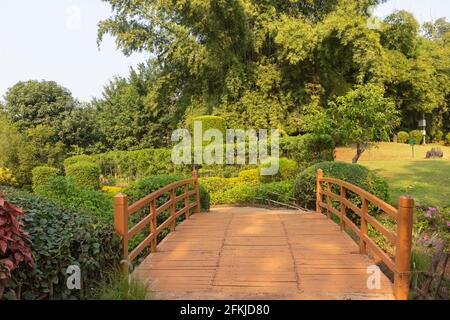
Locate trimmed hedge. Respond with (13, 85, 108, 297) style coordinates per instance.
(293, 161, 389, 210)
(280, 134, 335, 169)
(260, 157, 298, 182)
(0, 167, 17, 187)
(63, 155, 94, 168)
(31, 166, 60, 193)
(189, 115, 227, 136)
(409, 130, 423, 145)
(446, 132, 450, 145)
(34, 176, 114, 221)
(66, 161, 100, 190)
(397, 131, 409, 143)
(64, 148, 186, 182)
(0, 186, 121, 300)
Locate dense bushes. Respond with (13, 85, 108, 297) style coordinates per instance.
(409, 130, 423, 145)
(34, 176, 114, 221)
(260, 157, 297, 182)
(65, 148, 185, 182)
(0, 186, 121, 300)
(31, 166, 60, 193)
(0, 168, 17, 187)
(293, 161, 389, 210)
(124, 175, 210, 212)
(280, 134, 335, 169)
(446, 132, 450, 145)
(397, 131, 409, 143)
(66, 161, 100, 190)
(189, 115, 226, 135)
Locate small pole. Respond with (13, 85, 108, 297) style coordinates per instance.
(394, 196, 414, 300)
(316, 169, 323, 213)
(192, 169, 201, 214)
(114, 193, 129, 274)
(169, 189, 176, 232)
(359, 198, 368, 255)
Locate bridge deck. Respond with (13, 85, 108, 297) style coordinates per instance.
(134, 206, 395, 300)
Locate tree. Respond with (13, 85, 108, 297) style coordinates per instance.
(2, 80, 75, 131)
(322, 84, 400, 163)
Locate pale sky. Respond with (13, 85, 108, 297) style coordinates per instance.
(0, 0, 449, 102)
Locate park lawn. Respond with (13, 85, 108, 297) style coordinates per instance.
(336, 143, 450, 208)
(358, 160, 450, 208)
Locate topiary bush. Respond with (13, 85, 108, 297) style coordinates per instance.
(63, 154, 95, 169)
(238, 169, 260, 184)
(446, 132, 450, 145)
(254, 180, 295, 204)
(66, 161, 100, 190)
(293, 161, 389, 210)
(34, 176, 114, 221)
(0, 168, 17, 187)
(0, 186, 121, 300)
(31, 166, 60, 193)
(409, 130, 423, 145)
(189, 115, 227, 136)
(260, 157, 298, 182)
(397, 131, 409, 143)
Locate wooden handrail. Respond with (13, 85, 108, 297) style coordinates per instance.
(114, 170, 201, 273)
(316, 169, 413, 300)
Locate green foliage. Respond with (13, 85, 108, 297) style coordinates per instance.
(66, 161, 100, 190)
(63, 155, 94, 168)
(31, 166, 61, 193)
(0, 168, 17, 187)
(189, 116, 226, 136)
(65, 148, 185, 182)
(260, 157, 298, 182)
(199, 176, 256, 205)
(34, 176, 114, 221)
(283, 134, 335, 169)
(409, 130, 423, 145)
(397, 131, 409, 143)
(0, 186, 121, 300)
(293, 161, 389, 210)
(98, 271, 148, 300)
(124, 175, 210, 212)
(254, 180, 295, 204)
(446, 132, 450, 145)
(238, 169, 260, 184)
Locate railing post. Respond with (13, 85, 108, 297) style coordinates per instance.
(169, 189, 176, 232)
(340, 186, 346, 231)
(316, 169, 323, 213)
(394, 196, 414, 300)
(360, 198, 368, 255)
(150, 200, 158, 253)
(192, 169, 201, 214)
(326, 183, 331, 219)
(114, 193, 129, 274)
(184, 184, 190, 219)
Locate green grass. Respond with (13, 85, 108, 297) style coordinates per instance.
(359, 160, 450, 208)
(97, 271, 149, 300)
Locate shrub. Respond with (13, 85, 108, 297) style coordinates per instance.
(293, 161, 389, 210)
(34, 176, 114, 221)
(425, 148, 443, 159)
(199, 177, 257, 205)
(0, 168, 17, 187)
(260, 157, 297, 182)
(98, 271, 148, 300)
(189, 115, 226, 136)
(124, 175, 210, 212)
(432, 129, 444, 142)
(101, 186, 124, 194)
(66, 161, 100, 190)
(397, 131, 409, 143)
(0, 186, 121, 300)
(0, 197, 34, 286)
(238, 169, 260, 184)
(63, 154, 94, 168)
(31, 166, 60, 193)
(409, 130, 423, 145)
(64, 148, 186, 182)
(281, 134, 335, 169)
(446, 132, 450, 145)
(254, 180, 295, 204)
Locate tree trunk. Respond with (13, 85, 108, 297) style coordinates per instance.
(352, 142, 367, 163)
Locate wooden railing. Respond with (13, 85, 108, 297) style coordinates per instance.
(114, 170, 201, 273)
(316, 169, 414, 300)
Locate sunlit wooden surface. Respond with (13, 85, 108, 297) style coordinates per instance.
(134, 206, 395, 300)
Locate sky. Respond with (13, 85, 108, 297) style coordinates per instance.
(0, 0, 449, 102)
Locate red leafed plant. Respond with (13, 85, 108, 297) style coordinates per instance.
(0, 196, 34, 284)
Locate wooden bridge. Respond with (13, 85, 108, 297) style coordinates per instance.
(114, 170, 414, 300)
